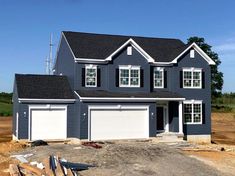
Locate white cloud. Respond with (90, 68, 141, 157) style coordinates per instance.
(214, 43, 235, 52)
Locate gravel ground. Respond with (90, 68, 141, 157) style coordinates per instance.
(13, 140, 228, 176)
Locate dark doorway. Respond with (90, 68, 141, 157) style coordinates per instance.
(157, 107, 164, 131)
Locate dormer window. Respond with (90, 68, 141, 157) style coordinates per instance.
(127, 46, 132, 55)
(85, 65, 97, 87)
(190, 49, 195, 58)
(119, 65, 140, 87)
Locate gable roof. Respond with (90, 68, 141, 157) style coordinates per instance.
(15, 74, 75, 100)
(63, 31, 187, 63)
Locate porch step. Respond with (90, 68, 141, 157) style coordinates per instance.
(156, 133, 184, 142)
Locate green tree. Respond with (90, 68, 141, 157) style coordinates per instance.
(187, 37, 223, 98)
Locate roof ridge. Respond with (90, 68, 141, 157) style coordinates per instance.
(62, 31, 185, 42)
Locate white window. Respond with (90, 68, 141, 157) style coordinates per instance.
(127, 46, 132, 55)
(119, 65, 140, 87)
(183, 68, 201, 88)
(154, 67, 164, 88)
(184, 100, 202, 124)
(190, 49, 195, 58)
(85, 65, 97, 87)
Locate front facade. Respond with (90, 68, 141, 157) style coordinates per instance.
(13, 31, 215, 143)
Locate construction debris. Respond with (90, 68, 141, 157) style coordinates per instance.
(11, 153, 33, 163)
(9, 155, 94, 175)
(82, 141, 102, 149)
(30, 140, 48, 147)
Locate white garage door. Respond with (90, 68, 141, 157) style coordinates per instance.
(90, 107, 149, 141)
(30, 108, 67, 140)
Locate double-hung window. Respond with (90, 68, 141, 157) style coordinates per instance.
(183, 68, 202, 88)
(154, 67, 164, 88)
(85, 65, 97, 87)
(184, 100, 202, 124)
(119, 65, 140, 87)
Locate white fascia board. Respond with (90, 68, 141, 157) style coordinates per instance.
(105, 38, 155, 63)
(171, 43, 216, 65)
(79, 97, 185, 102)
(75, 58, 107, 63)
(18, 98, 76, 103)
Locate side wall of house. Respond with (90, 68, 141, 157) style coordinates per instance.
(54, 35, 75, 89)
(12, 81, 19, 138)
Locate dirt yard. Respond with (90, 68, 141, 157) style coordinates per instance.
(0, 113, 235, 175)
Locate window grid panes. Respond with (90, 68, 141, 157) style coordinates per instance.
(154, 69, 163, 88)
(183, 69, 201, 88)
(184, 103, 202, 124)
(85, 68, 96, 87)
(119, 67, 140, 87)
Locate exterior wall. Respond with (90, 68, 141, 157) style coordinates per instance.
(16, 102, 76, 140)
(54, 35, 75, 89)
(74, 46, 151, 92)
(168, 101, 179, 132)
(12, 81, 19, 138)
(169, 50, 211, 135)
(78, 101, 156, 139)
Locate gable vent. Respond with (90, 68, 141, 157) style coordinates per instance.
(190, 49, 195, 58)
(127, 46, 132, 55)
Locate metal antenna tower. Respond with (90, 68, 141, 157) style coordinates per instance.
(49, 34, 53, 75)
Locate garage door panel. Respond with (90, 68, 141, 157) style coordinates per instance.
(31, 109, 66, 140)
(90, 108, 149, 140)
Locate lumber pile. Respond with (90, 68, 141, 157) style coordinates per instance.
(9, 155, 94, 176)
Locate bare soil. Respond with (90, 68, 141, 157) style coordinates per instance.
(0, 113, 235, 175)
(212, 112, 235, 145)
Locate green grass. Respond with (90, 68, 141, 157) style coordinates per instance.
(0, 102, 12, 116)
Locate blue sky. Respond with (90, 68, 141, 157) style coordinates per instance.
(0, 0, 235, 93)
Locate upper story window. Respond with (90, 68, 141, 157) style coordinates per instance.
(154, 67, 164, 88)
(85, 65, 97, 87)
(183, 68, 202, 88)
(119, 65, 140, 87)
(184, 100, 202, 124)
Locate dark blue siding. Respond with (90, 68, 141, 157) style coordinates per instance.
(54, 36, 75, 89)
(12, 81, 19, 137)
(169, 51, 211, 135)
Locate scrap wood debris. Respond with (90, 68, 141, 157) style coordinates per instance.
(9, 155, 95, 176)
(82, 142, 102, 149)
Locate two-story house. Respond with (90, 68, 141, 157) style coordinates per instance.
(12, 31, 215, 143)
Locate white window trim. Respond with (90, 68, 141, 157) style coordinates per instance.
(183, 67, 202, 89)
(85, 65, 97, 87)
(183, 100, 202, 124)
(154, 67, 164, 88)
(119, 65, 140, 87)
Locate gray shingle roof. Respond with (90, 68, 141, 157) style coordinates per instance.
(76, 90, 184, 99)
(63, 31, 188, 62)
(15, 74, 74, 99)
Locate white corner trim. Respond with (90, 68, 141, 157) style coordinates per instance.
(18, 98, 76, 103)
(105, 38, 155, 63)
(172, 43, 216, 65)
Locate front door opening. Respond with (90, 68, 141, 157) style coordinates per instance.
(157, 107, 164, 131)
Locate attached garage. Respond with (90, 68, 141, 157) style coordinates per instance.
(88, 106, 149, 141)
(29, 105, 67, 141)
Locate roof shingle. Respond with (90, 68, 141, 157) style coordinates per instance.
(63, 31, 187, 62)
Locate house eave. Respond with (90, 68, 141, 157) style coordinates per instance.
(18, 98, 76, 103)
